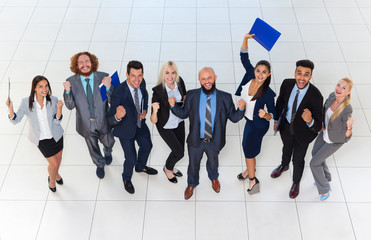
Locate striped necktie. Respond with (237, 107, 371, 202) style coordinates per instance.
(134, 88, 141, 128)
(204, 96, 212, 139)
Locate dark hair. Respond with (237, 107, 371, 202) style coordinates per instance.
(70, 52, 99, 74)
(29, 75, 52, 111)
(296, 59, 314, 72)
(251, 60, 271, 101)
(127, 60, 143, 74)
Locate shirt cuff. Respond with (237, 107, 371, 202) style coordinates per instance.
(106, 86, 111, 91)
(307, 120, 314, 128)
(65, 91, 70, 95)
(54, 114, 63, 121)
(240, 48, 249, 53)
(114, 115, 122, 122)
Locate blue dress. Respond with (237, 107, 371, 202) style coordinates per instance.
(235, 51, 276, 158)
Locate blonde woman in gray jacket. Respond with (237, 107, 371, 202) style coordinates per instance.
(6, 75, 64, 192)
(310, 77, 354, 201)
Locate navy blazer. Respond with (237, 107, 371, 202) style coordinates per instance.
(151, 77, 186, 129)
(275, 78, 323, 144)
(235, 51, 276, 128)
(107, 79, 149, 140)
(171, 88, 244, 151)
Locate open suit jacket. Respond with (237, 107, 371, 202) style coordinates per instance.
(323, 92, 352, 143)
(151, 77, 186, 129)
(235, 51, 276, 128)
(11, 96, 63, 146)
(171, 88, 245, 151)
(107, 79, 149, 139)
(63, 71, 113, 138)
(275, 78, 323, 144)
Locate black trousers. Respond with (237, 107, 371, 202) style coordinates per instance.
(157, 121, 185, 170)
(280, 120, 309, 184)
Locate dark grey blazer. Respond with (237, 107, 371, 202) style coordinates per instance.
(11, 96, 63, 146)
(323, 92, 353, 143)
(63, 71, 113, 138)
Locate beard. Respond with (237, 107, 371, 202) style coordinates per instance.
(201, 83, 216, 95)
(78, 69, 93, 77)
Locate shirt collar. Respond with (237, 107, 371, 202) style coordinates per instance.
(293, 81, 310, 93)
(34, 95, 46, 109)
(80, 73, 94, 82)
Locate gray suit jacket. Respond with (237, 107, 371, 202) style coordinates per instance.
(63, 71, 113, 138)
(11, 96, 64, 146)
(324, 92, 352, 143)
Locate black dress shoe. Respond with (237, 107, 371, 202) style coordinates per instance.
(135, 166, 158, 175)
(237, 173, 248, 181)
(289, 183, 300, 199)
(96, 167, 105, 179)
(48, 177, 56, 192)
(270, 165, 289, 178)
(173, 169, 183, 177)
(163, 167, 177, 183)
(56, 177, 63, 185)
(105, 154, 112, 165)
(124, 180, 135, 194)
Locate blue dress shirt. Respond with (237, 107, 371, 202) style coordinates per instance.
(199, 90, 216, 138)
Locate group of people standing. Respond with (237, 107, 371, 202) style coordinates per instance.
(6, 34, 354, 201)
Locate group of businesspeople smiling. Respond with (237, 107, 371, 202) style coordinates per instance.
(6, 33, 354, 201)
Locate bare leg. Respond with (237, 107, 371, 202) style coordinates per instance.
(241, 158, 249, 178)
(246, 157, 256, 190)
(54, 150, 63, 180)
(46, 155, 59, 188)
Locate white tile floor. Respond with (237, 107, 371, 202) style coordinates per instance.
(0, 0, 370, 239)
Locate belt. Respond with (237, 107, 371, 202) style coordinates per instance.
(89, 118, 96, 121)
(201, 138, 212, 143)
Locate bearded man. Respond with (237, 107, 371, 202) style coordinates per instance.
(63, 52, 115, 179)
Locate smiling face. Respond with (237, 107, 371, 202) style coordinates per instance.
(199, 68, 216, 94)
(294, 66, 312, 89)
(164, 65, 177, 86)
(335, 80, 351, 99)
(126, 68, 143, 89)
(35, 80, 49, 98)
(254, 64, 271, 83)
(77, 54, 92, 77)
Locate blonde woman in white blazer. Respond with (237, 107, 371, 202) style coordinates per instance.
(6, 75, 64, 192)
(310, 78, 354, 201)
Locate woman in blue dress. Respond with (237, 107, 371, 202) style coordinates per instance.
(235, 34, 276, 194)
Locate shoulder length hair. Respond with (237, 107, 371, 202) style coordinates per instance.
(70, 52, 99, 74)
(29, 75, 52, 111)
(251, 60, 271, 101)
(157, 61, 180, 88)
(330, 77, 353, 121)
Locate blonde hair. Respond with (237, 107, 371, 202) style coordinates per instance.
(330, 77, 353, 121)
(157, 61, 180, 87)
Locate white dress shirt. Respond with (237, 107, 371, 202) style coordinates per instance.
(35, 96, 53, 140)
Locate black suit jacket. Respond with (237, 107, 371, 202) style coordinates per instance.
(171, 88, 245, 151)
(107, 79, 148, 140)
(275, 79, 323, 144)
(151, 77, 186, 129)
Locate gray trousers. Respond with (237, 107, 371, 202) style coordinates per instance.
(85, 121, 115, 168)
(310, 131, 343, 194)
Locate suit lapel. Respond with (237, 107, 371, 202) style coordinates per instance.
(124, 81, 136, 113)
(76, 75, 89, 105)
(93, 72, 102, 104)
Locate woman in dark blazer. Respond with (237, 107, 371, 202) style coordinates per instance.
(150, 61, 186, 183)
(6, 75, 64, 192)
(235, 34, 276, 194)
(310, 78, 354, 201)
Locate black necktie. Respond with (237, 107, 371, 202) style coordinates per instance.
(85, 78, 95, 119)
(290, 90, 300, 134)
(134, 88, 141, 128)
(205, 96, 212, 139)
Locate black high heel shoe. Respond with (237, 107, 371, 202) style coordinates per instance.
(247, 177, 260, 195)
(163, 167, 177, 183)
(237, 172, 248, 181)
(48, 176, 56, 192)
(56, 177, 63, 185)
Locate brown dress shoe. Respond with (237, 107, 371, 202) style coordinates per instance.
(211, 179, 220, 193)
(289, 183, 300, 199)
(270, 165, 289, 178)
(184, 186, 195, 200)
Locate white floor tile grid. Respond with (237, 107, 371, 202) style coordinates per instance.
(0, 1, 371, 240)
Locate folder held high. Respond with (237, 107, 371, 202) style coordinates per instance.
(249, 18, 281, 51)
(100, 71, 121, 101)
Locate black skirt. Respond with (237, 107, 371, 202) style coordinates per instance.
(38, 137, 63, 158)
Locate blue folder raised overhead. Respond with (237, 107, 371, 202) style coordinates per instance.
(99, 71, 120, 101)
(249, 18, 281, 51)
